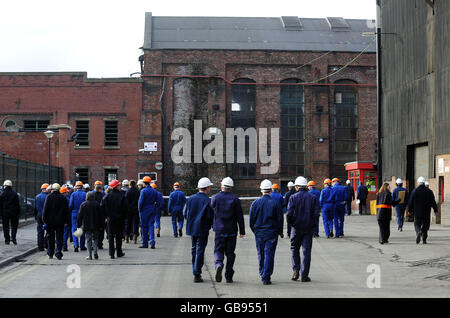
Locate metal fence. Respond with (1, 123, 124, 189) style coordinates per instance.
(0, 155, 62, 220)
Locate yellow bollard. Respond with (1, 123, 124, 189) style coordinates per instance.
(370, 200, 377, 215)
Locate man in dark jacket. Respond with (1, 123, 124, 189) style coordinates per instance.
(357, 182, 369, 215)
(125, 180, 140, 244)
(210, 177, 245, 284)
(408, 177, 438, 244)
(345, 180, 356, 216)
(392, 178, 408, 231)
(287, 177, 320, 282)
(249, 179, 284, 285)
(77, 191, 104, 260)
(101, 180, 127, 259)
(42, 184, 70, 259)
(34, 183, 49, 250)
(92, 181, 106, 249)
(283, 181, 296, 238)
(0, 180, 21, 245)
(183, 177, 214, 283)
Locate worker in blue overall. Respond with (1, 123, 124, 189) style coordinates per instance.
(34, 183, 49, 251)
(168, 182, 186, 237)
(69, 181, 87, 252)
(183, 177, 214, 283)
(249, 179, 284, 285)
(319, 179, 335, 238)
(151, 183, 165, 238)
(392, 178, 408, 231)
(331, 178, 348, 238)
(287, 176, 320, 282)
(308, 181, 321, 238)
(138, 176, 159, 249)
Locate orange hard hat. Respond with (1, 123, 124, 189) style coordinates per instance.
(307, 181, 316, 187)
(272, 184, 280, 189)
(332, 178, 340, 183)
(109, 179, 120, 189)
(151, 183, 157, 189)
(59, 186, 68, 194)
(143, 176, 152, 183)
(173, 182, 180, 187)
(41, 183, 49, 189)
(94, 180, 103, 186)
(324, 178, 332, 184)
(75, 181, 83, 186)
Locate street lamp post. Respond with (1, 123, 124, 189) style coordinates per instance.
(44, 130, 55, 184)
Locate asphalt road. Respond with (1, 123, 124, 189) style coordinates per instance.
(1, 214, 449, 298)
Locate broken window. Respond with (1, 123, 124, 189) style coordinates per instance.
(104, 168, 118, 185)
(23, 120, 50, 131)
(105, 120, 119, 147)
(280, 78, 305, 177)
(75, 120, 89, 146)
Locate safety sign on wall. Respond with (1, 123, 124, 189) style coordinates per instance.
(144, 142, 158, 152)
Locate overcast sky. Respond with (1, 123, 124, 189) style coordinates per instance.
(0, 0, 376, 78)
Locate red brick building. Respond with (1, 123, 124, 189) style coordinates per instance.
(142, 14, 377, 195)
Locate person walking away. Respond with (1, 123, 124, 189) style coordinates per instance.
(0, 180, 21, 245)
(392, 178, 408, 231)
(408, 177, 438, 244)
(77, 191, 104, 260)
(59, 186, 71, 251)
(35, 183, 49, 251)
(168, 182, 186, 237)
(83, 183, 91, 192)
(138, 176, 159, 249)
(307, 181, 321, 238)
(357, 182, 369, 215)
(101, 180, 127, 258)
(92, 181, 106, 249)
(210, 177, 245, 283)
(319, 179, 335, 238)
(331, 178, 347, 238)
(42, 184, 70, 259)
(249, 179, 284, 285)
(120, 179, 131, 241)
(137, 179, 144, 191)
(283, 181, 296, 238)
(287, 177, 320, 282)
(376, 183, 395, 244)
(270, 184, 284, 211)
(345, 180, 355, 216)
(183, 177, 214, 283)
(151, 183, 165, 238)
(69, 181, 87, 252)
(125, 180, 140, 243)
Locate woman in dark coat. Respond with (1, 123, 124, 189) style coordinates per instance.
(376, 183, 396, 244)
(77, 191, 104, 260)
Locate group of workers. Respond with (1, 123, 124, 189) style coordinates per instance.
(0, 173, 441, 285)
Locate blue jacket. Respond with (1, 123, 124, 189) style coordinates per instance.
(249, 195, 283, 240)
(168, 190, 186, 213)
(156, 191, 165, 213)
(69, 189, 87, 214)
(34, 192, 48, 219)
(357, 185, 369, 200)
(319, 186, 335, 208)
(287, 188, 321, 233)
(270, 192, 284, 211)
(138, 186, 159, 215)
(183, 192, 213, 237)
(345, 185, 356, 201)
(211, 191, 245, 236)
(283, 189, 296, 208)
(332, 183, 348, 205)
(392, 186, 408, 208)
(309, 188, 321, 200)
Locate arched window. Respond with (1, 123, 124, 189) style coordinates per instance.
(231, 78, 256, 178)
(333, 79, 358, 180)
(280, 78, 305, 176)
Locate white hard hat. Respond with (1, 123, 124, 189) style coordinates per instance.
(3, 180, 12, 187)
(287, 181, 295, 188)
(137, 179, 144, 186)
(294, 176, 308, 186)
(260, 179, 273, 190)
(52, 183, 61, 191)
(425, 181, 430, 187)
(197, 177, 213, 189)
(417, 176, 426, 184)
(221, 177, 234, 188)
(83, 183, 90, 189)
(122, 179, 129, 186)
(396, 178, 403, 184)
(346, 180, 351, 184)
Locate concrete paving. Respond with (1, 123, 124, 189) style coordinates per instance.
(0, 214, 449, 298)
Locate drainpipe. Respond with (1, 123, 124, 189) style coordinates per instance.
(376, 0, 383, 182)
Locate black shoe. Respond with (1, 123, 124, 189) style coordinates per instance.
(194, 275, 203, 283)
(215, 265, 223, 283)
(38, 248, 45, 251)
(263, 280, 272, 285)
(63, 247, 68, 252)
(330, 232, 334, 238)
(226, 278, 233, 283)
(174, 234, 178, 238)
(400, 227, 403, 232)
(301, 277, 311, 282)
(56, 255, 62, 260)
(117, 252, 125, 257)
(80, 247, 87, 251)
(292, 269, 299, 281)
(98, 246, 103, 250)
(423, 240, 427, 244)
(86, 256, 93, 260)
(416, 235, 421, 244)
(139, 245, 148, 248)
(5, 241, 10, 245)
(48, 255, 53, 259)
(94, 253, 98, 259)
(157, 233, 160, 238)
(327, 235, 331, 239)
(12, 239, 17, 245)
(74, 247, 79, 252)
(110, 255, 115, 259)
(150, 246, 155, 249)
(178, 229, 183, 237)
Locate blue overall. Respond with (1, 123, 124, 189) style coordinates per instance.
(392, 186, 408, 229)
(331, 183, 348, 237)
(68, 189, 86, 248)
(138, 185, 159, 248)
(168, 189, 186, 236)
(249, 195, 283, 283)
(155, 190, 165, 230)
(319, 186, 335, 237)
(62, 193, 71, 250)
(34, 191, 48, 249)
(309, 188, 321, 236)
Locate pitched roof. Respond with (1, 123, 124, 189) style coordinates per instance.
(143, 13, 376, 52)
